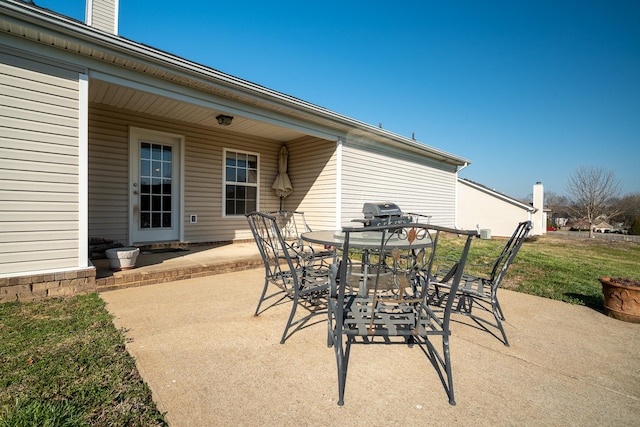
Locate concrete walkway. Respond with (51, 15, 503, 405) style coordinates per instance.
(101, 269, 640, 426)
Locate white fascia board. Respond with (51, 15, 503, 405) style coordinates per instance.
(459, 178, 535, 212)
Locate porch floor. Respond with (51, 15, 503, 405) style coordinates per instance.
(92, 242, 263, 291)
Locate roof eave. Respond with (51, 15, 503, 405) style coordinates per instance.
(459, 178, 535, 211)
(2, 0, 470, 166)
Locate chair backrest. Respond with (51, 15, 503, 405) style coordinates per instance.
(267, 210, 312, 242)
(246, 211, 299, 286)
(488, 220, 533, 289)
(335, 222, 478, 330)
(405, 212, 432, 224)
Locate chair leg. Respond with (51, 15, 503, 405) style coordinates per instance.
(327, 308, 334, 347)
(335, 336, 350, 406)
(280, 295, 299, 344)
(254, 278, 270, 316)
(491, 301, 510, 347)
(457, 294, 510, 347)
(494, 298, 506, 320)
(442, 335, 456, 405)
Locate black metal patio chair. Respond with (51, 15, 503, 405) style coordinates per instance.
(327, 222, 478, 406)
(246, 211, 330, 344)
(430, 220, 532, 346)
(268, 210, 335, 267)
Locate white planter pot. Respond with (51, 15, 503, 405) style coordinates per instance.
(105, 247, 140, 271)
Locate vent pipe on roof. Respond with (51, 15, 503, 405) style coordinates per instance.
(85, 0, 119, 35)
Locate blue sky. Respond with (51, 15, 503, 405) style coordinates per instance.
(36, 0, 640, 199)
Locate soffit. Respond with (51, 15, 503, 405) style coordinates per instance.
(89, 79, 308, 141)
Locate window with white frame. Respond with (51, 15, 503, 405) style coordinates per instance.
(224, 149, 258, 215)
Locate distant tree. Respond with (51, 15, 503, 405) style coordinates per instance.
(545, 192, 570, 208)
(544, 191, 572, 228)
(566, 166, 622, 238)
(630, 216, 640, 236)
(616, 193, 640, 228)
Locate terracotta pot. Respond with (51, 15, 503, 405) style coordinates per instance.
(599, 277, 640, 323)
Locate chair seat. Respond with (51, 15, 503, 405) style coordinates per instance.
(273, 268, 329, 297)
(430, 221, 533, 347)
(340, 296, 444, 337)
(297, 269, 331, 296)
(439, 274, 491, 298)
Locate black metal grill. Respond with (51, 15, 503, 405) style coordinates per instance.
(356, 202, 412, 227)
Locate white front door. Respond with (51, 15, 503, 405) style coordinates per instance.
(129, 128, 182, 244)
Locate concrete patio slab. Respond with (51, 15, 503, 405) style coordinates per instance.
(101, 269, 640, 426)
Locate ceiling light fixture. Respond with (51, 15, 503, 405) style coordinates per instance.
(216, 114, 233, 126)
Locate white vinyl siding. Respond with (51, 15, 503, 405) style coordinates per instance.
(457, 180, 533, 237)
(0, 51, 81, 276)
(340, 139, 458, 227)
(88, 104, 293, 244)
(183, 126, 278, 242)
(87, 0, 118, 34)
(87, 106, 129, 244)
(286, 136, 337, 231)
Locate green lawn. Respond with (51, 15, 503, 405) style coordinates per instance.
(459, 233, 640, 309)
(0, 233, 638, 425)
(0, 294, 166, 426)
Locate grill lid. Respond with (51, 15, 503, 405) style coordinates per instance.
(362, 202, 402, 219)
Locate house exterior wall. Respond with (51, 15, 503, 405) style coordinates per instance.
(0, 48, 86, 277)
(285, 136, 337, 231)
(88, 104, 338, 245)
(0, 1, 470, 300)
(340, 138, 458, 227)
(457, 180, 532, 237)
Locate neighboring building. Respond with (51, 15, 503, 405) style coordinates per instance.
(593, 221, 613, 233)
(550, 214, 569, 228)
(457, 179, 544, 237)
(567, 219, 591, 231)
(0, 0, 470, 294)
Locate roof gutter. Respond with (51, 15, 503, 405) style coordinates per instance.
(457, 162, 469, 173)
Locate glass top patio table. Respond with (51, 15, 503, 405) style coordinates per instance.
(301, 229, 432, 250)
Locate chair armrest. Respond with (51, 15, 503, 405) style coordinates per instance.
(329, 263, 339, 298)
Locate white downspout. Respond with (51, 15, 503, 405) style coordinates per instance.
(78, 73, 89, 267)
(454, 162, 468, 229)
(335, 139, 343, 229)
(533, 182, 545, 235)
(85, 0, 93, 27)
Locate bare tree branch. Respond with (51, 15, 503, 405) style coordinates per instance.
(566, 166, 622, 237)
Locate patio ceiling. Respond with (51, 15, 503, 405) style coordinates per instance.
(89, 79, 309, 141)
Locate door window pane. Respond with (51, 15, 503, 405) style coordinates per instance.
(140, 141, 173, 229)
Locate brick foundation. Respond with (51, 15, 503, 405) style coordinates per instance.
(0, 267, 97, 303)
(96, 259, 262, 292)
(0, 242, 263, 303)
